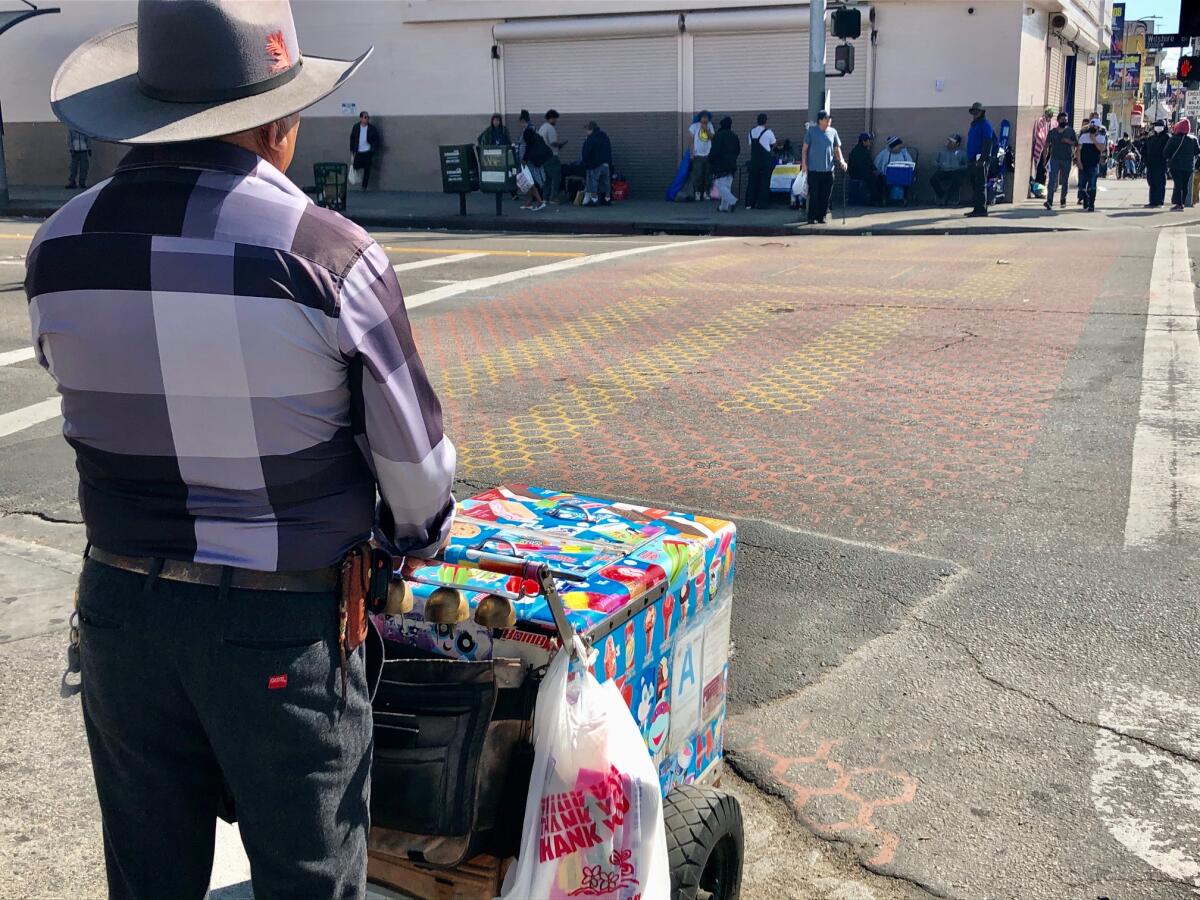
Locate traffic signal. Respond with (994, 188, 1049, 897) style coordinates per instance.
(1180, 55, 1200, 87)
(1182, 0, 1200, 38)
(835, 43, 856, 75)
(831, 8, 861, 39)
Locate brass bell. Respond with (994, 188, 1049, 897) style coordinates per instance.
(423, 586, 469, 624)
(385, 580, 413, 616)
(474, 593, 516, 629)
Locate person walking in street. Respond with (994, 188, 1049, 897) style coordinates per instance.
(1165, 119, 1199, 210)
(708, 116, 741, 212)
(1144, 118, 1169, 208)
(477, 113, 510, 147)
(965, 102, 996, 218)
(687, 109, 716, 201)
(1077, 117, 1107, 212)
(517, 109, 550, 210)
(746, 113, 777, 210)
(931, 134, 968, 205)
(349, 109, 380, 189)
(66, 128, 91, 189)
(801, 111, 847, 224)
(538, 109, 567, 202)
(581, 120, 612, 206)
(26, 2, 456, 898)
(1041, 111, 1076, 211)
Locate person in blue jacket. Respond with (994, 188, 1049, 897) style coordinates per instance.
(964, 101, 995, 217)
(581, 120, 613, 206)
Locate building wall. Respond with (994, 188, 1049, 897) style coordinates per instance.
(1, 0, 1092, 203)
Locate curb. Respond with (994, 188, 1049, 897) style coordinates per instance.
(1, 203, 1087, 238)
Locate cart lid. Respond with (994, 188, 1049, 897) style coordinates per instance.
(402, 485, 736, 634)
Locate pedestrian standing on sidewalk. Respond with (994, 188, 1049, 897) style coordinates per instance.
(746, 114, 778, 210)
(965, 102, 995, 217)
(687, 110, 716, 201)
(708, 116, 741, 212)
(1143, 120, 1168, 207)
(1041, 112, 1076, 210)
(518, 109, 549, 210)
(1164, 119, 1199, 210)
(538, 109, 567, 202)
(349, 110, 380, 189)
(1077, 118, 1107, 212)
(477, 113, 510, 147)
(1032, 106, 1055, 186)
(581, 120, 612, 206)
(26, 2, 456, 897)
(66, 128, 91, 189)
(801, 111, 847, 224)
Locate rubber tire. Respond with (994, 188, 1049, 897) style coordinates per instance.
(664, 784, 744, 900)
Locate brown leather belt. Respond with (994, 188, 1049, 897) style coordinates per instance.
(87, 547, 339, 593)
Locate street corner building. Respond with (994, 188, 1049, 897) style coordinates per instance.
(1, 0, 1107, 204)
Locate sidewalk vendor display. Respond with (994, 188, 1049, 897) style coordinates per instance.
(368, 484, 743, 900)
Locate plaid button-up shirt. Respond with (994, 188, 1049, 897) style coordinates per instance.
(25, 141, 455, 571)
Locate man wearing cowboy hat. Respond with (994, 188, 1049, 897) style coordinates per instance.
(25, 2, 456, 896)
(965, 101, 996, 217)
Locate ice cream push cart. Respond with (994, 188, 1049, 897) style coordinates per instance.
(367, 484, 744, 900)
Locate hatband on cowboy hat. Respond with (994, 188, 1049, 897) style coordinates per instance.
(51, 0, 372, 144)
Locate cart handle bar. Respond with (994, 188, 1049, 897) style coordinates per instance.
(410, 547, 580, 657)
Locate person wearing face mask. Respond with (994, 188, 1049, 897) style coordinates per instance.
(1076, 117, 1107, 212)
(1144, 119, 1170, 208)
(1040, 112, 1076, 211)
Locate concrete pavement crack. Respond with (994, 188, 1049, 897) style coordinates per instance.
(1, 509, 83, 526)
(912, 614, 1200, 768)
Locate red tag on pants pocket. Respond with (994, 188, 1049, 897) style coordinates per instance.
(267, 673, 288, 690)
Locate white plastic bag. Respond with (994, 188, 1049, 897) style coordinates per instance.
(348, 157, 361, 186)
(516, 165, 535, 194)
(501, 637, 669, 900)
(791, 169, 809, 199)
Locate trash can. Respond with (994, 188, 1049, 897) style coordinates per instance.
(313, 162, 348, 211)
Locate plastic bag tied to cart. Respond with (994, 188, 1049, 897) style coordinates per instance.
(501, 636, 670, 900)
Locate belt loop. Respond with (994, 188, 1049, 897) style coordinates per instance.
(218, 566, 233, 603)
(143, 557, 165, 594)
(82, 541, 92, 561)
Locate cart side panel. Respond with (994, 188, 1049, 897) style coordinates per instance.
(588, 523, 736, 795)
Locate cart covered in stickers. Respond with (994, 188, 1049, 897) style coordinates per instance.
(366, 485, 743, 900)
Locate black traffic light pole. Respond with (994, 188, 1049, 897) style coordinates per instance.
(0, 3, 61, 208)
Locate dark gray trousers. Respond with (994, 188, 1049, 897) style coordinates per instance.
(77, 558, 371, 900)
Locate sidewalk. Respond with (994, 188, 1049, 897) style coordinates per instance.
(4, 176, 1193, 236)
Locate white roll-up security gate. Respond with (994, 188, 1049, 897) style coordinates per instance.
(1047, 41, 1066, 113)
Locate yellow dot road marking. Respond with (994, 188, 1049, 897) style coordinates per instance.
(721, 305, 925, 415)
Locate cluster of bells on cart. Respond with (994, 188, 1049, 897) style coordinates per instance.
(385, 578, 519, 628)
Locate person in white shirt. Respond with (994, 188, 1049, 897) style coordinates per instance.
(348, 110, 380, 189)
(746, 113, 778, 210)
(537, 109, 567, 202)
(687, 109, 716, 201)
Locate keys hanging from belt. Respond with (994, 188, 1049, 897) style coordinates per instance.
(60, 588, 81, 698)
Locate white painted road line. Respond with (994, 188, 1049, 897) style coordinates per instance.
(0, 398, 60, 438)
(392, 251, 488, 273)
(0, 347, 36, 367)
(1124, 228, 1200, 549)
(1091, 680, 1200, 888)
(403, 238, 724, 310)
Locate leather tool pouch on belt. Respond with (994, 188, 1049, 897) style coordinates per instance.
(370, 648, 537, 868)
(339, 544, 392, 704)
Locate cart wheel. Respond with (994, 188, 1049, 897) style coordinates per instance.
(664, 784, 743, 900)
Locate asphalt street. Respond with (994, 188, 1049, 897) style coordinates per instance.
(1, 193, 1198, 899)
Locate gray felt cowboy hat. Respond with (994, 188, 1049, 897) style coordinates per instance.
(51, 0, 372, 144)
